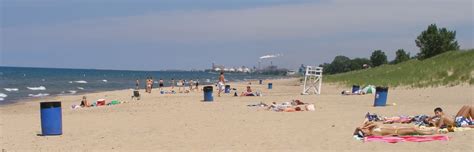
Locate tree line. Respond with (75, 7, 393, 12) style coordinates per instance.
(320, 24, 460, 75)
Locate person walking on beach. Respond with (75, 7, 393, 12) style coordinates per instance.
(159, 78, 164, 91)
(218, 71, 225, 97)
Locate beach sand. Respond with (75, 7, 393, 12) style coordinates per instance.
(1, 78, 473, 151)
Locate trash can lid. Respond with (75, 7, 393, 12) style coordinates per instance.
(375, 87, 389, 91)
(41, 101, 61, 109)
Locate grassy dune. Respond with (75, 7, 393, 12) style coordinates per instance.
(325, 49, 474, 87)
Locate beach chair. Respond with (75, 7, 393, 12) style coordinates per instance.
(131, 90, 140, 100)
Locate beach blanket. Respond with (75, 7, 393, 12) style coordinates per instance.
(364, 135, 449, 143)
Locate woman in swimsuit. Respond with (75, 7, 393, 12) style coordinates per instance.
(354, 120, 441, 138)
(80, 96, 90, 107)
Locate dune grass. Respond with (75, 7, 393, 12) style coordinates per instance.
(324, 49, 474, 88)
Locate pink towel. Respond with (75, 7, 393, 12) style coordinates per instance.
(364, 135, 449, 143)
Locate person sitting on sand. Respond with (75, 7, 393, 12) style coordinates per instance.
(429, 105, 474, 128)
(241, 86, 255, 96)
(353, 119, 443, 138)
(80, 96, 90, 107)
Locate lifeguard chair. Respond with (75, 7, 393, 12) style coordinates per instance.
(302, 66, 323, 95)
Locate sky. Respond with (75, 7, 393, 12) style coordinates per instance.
(1, 0, 473, 71)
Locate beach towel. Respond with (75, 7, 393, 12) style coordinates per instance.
(364, 135, 449, 143)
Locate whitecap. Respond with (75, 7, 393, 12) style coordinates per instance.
(102, 79, 108, 83)
(0, 93, 7, 98)
(28, 93, 50, 97)
(4, 88, 19, 92)
(74, 80, 88, 84)
(0, 98, 3, 101)
(27, 86, 46, 90)
(69, 81, 73, 83)
(68, 90, 77, 94)
(77, 87, 84, 90)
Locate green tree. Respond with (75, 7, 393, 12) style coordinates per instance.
(415, 24, 460, 60)
(325, 55, 351, 74)
(392, 49, 410, 64)
(370, 50, 387, 67)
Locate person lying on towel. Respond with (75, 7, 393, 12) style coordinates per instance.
(428, 105, 474, 129)
(353, 119, 444, 138)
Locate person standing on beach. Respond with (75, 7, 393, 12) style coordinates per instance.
(195, 79, 199, 91)
(189, 79, 194, 91)
(183, 79, 187, 91)
(146, 77, 153, 93)
(171, 78, 175, 90)
(159, 78, 164, 91)
(218, 71, 225, 97)
(135, 79, 140, 90)
(177, 79, 183, 92)
(145, 77, 149, 93)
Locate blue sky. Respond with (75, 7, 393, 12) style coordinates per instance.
(1, 0, 473, 70)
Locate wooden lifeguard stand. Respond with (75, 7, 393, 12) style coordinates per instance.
(302, 66, 323, 95)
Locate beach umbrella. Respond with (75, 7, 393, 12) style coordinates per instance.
(362, 85, 376, 94)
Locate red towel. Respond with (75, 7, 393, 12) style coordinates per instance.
(364, 135, 449, 143)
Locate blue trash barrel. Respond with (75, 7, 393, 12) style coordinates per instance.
(352, 85, 360, 93)
(374, 87, 389, 107)
(203, 86, 213, 101)
(225, 85, 231, 93)
(40, 101, 62, 135)
(259, 80, 263, 85)
(268, 83, 273, 89)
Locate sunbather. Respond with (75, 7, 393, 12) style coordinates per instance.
(341, 90, 365, 95)
(430, 105, 474, 128)
(354, 120, 442, 138)
(241, 86, 255, 96)
(80, 96, 90, 107)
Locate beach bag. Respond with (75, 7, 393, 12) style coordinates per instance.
(306, 104, 315, 111)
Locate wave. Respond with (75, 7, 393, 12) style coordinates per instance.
(74, 80, 88, 84)
(28, 93, 50, 97)
(0, 93, 7, 98)
(68, 90, 77, 94)
(77, 87, 85, 90)
(4, 88, 19, 92)
(102, 79, 108, 83)
(27, 86, 46, 90)
(0, 98, 3, 101)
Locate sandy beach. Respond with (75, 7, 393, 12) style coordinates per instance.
(1, 78, 473, 151)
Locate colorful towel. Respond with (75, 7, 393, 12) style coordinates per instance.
(364, 135, 449, 143)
